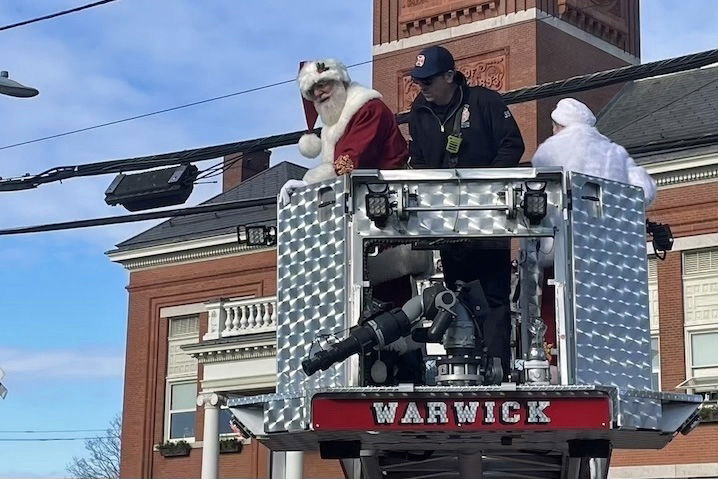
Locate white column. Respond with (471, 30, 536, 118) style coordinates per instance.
(197, 392, 225, 479)
(285, 451, 304, 479)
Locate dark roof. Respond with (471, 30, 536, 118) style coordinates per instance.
(633, 143, 718, 165)
(596, 65, 718, 156)
(112, 161, 306, 252)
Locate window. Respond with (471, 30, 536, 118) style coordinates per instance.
(648, 258, 660, 390)
(166, 315, 199, 441)
(688, 330, 718, 393)
(650, 336, 661, 390)
(168, 382, 197, 439)
(682, 249, 718, 396)
(219, 407, 238, 436)
(691, 331, 718, 369)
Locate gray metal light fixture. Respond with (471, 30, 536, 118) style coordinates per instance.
(0, 71, 39, 98)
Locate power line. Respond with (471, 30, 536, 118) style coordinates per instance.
(0, 0, 120, 32)
(0, 436, 113, 442)
(0, 59, 373, 152)
(2, 48, 716, 193)
(0, 429, 106, 433)
(604, 76, 718, 137)
(0, 196, 277, 236)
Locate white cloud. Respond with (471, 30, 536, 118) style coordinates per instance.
(0, 348, 124, 379)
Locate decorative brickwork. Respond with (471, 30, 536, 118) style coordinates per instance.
(118, 250, 343, 479)
(557, 0, 631, 51)
(399, 0, 499, 37)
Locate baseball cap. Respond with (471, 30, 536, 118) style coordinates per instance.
(411, 46, 455, 79)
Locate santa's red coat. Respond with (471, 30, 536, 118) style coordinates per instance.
(333, 98, 408, 173)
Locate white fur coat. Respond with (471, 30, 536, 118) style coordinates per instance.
(302, 83, 382, 184)
(532, 124, 656, 204)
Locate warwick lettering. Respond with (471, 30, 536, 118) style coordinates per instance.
(371, 401, 551, 425)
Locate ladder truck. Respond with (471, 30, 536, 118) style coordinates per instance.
(229, 168, 701, 479)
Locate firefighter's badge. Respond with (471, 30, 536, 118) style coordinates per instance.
(460, 104, 471, 128)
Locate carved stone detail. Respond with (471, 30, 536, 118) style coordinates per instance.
(461, 56, 506, 91)
(399, 0, 499, 38)
(558, 0, 629, 49)
(399, 55, 506, 111)
(196, 392, 226, 408)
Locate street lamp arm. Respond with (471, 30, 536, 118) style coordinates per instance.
(0, 71, 39, 98)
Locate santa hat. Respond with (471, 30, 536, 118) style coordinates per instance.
(297, 59, 351, 159)
(297, 59, 351, 100)
(551, 98, 597, 127)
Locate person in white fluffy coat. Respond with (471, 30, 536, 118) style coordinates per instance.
(533, 98, 657, 268)
(532, 98, 656, 204)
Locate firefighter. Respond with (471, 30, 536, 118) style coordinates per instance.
(279, 58, 408, 203)
(532, 97, 656, 203)
(407, 45, 526, 378)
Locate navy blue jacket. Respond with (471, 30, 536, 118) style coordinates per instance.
(408, 72, 525, 168)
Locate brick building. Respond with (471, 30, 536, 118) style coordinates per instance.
(110, 1, 717, 478)
(597, 64, 718, 479)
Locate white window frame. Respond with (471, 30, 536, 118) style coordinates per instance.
(164, 315, 199, 442)
(647, 257, 660, 390)
(683, 324, 718, 396)
(165, 380, 198, 442)
(650, 334, 661, 391)
(681, 249, 718, 396)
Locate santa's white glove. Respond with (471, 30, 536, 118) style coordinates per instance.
(279, 179, 308, 206)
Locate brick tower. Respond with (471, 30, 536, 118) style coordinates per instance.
(372, 0, 640, 157)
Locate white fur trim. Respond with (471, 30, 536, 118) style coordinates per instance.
(298, 59, 351, 100)
(301, 83, 383, 184)
(319, 83, 382, 168)
(302, 163, 336, 183)
(298, 133, 322, 158)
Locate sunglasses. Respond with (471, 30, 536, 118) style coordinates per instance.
(412, 75, 439, 87)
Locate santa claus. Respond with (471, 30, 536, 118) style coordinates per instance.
(280, 59, 408, 204)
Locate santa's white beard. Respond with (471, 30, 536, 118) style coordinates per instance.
(315, 83, 348, 126)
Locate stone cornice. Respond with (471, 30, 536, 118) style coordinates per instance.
(191, 344, 277, 364)
(107, 233, 275, 271)
(639, 148, 718, 188)
(373, 8, 639, 65)
(655, 167, 718, 188)
(183, 331, 277, 363)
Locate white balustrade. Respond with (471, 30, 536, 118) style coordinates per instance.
(203, 297, 277, 340)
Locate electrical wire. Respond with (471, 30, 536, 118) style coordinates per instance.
(0, 436, 114, 442)
(0, 0, 120, 32)
(0, 59, 372, 153)
(603, 76, 718, 137)
(3, 47, 716, 194)
(0, 429, 106, 433)
(0, 195, 277, 236)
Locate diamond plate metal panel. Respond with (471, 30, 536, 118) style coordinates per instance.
(273, 177, 350, 432)
(352, 174, 563, 238)
(617, 393, 661, 430)
(568, 173, 652, 391)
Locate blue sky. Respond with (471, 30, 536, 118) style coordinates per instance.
(0, 1, 716, 477)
